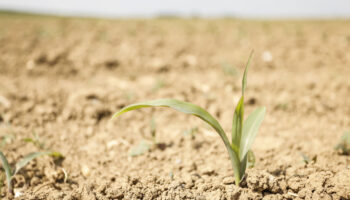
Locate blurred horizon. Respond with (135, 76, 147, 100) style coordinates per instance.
(0, 0, 349, 19)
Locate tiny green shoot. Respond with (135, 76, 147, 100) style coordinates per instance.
(23, 133, 64, 159)
(335, 131, 350, 155)
(112, 52, 265, 186)
(0, 134, 14, 148)
(23, 132, 45, 150)
(0, 151, 60, 194)
(300, 153, 317, 164)
(150, 116, 157, 144)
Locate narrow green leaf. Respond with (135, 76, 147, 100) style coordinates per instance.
(14, 152, 51, 175)
(231, 97, 244, 153)
(49, 151, 65, 159)
(0, 151, 13, 193)
(112, 99, 227, 140)
(23, 138, 35, 143)
(300, 152, 310, 164)
(241, 51, 254, 95)
(150, 117, 157, 143)
(112, 98, 242, 185)
(239, 153, 247, 178)
(239, 107, 266, 160)
(247, 150, 256, 168)
(239, 150, 256, 178)
(335, 131, 350, 154)
(232, 51, 253, 154)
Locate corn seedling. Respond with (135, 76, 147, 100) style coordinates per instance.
(335, 131, 350, 155)
(23, 133, 64, 159)
(0, 151, 60, 194)
(0, 134, 14, 148)
(112, 52, 266, 186)
(300, 152, 317, 164)
(23, 132, 45, 150)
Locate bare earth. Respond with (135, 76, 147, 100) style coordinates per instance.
(0, 13, 350, 199)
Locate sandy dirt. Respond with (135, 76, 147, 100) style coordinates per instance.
(0, 13, 350, 199)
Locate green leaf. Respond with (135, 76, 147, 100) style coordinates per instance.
(300, 153, 317, 164)
(239, 152, 248, 178)
(23, 138, 35, 143)
(335, 131, 350, 154)
(231, 97, 244, 153)
(112, 99, 227, 140)
(232, 51, 253, 154)
(14, 152, 51, 175)
(239, 107, 266, 160)
(239, 150, 256, 178)
(0, 151, 13, 193)
(241, 51, 253, 95)
(49, 151, 65, 159)
(112, 98, 242, 185)
(247, 150, 256, 168)
(150, 117, 157, 142)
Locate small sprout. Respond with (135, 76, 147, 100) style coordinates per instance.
(300, 153, 317, 164)
(221, 62, 238, 77)
(0, 134, 14, 148)
(23, 133, 64, 159)
(247, 150, 256, 168)
(335, 131, 350, 155)
(274, 103, 288, 111)
(0, 151, 58, 194)
(112, 52, 265, 186)
(150, 117, 157, 143)
(23, 132, 45, 150)
(169, 172, 174, 180)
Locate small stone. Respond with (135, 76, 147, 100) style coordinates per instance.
(222, 177, 235, 185)
(0, 95, 11, 108)
(107, 140, 119, 149)
(262, 51, 273, 62)
(26, 59, 35, 70)
(81, 165, 90, 177)
(201, 167, 215, 176)
(14, 189, 23, 198)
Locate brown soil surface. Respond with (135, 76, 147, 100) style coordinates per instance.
(1, 13, 350, 199)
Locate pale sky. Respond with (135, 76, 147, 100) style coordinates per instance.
(0, 0, 349, 18)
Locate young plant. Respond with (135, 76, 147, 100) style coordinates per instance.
(112, 52, 265, 186)
(335, 131, 350, 155)
(0, 151, 59, 194)
(23, 132, 45, 150)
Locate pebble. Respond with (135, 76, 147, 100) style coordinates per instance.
(222, 176, 235, 185)
(81, 165, 90, 177)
